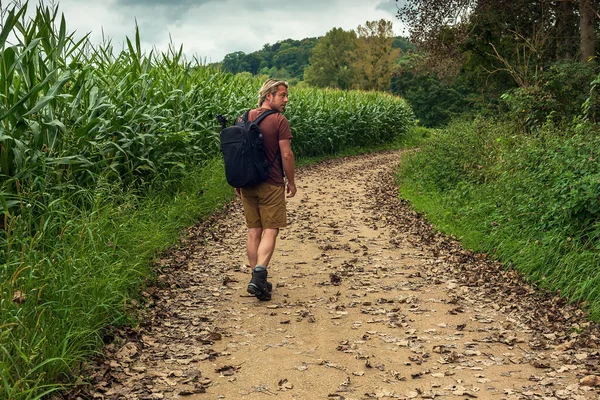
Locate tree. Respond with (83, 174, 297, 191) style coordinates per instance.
(222, 51, 246, 74)
(273, 47, 300, 69)
(396, 0, 597, 73)
(221, 38, 317, 80)
(554, 0, 579, 60)
(580, 0, 596, 62)
(243, 53, 263, 75)
(392, 36, 416, 53)
(351, 19, 401, 91)
(304, 27, 357, 89)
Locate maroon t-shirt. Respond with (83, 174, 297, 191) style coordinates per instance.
(247, 108, 292, 187)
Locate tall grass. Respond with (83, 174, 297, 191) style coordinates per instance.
(0, 2, 414, 398)
(398, 118, 600, 320)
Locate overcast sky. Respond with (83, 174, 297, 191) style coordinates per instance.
(10, 0, 403, 63)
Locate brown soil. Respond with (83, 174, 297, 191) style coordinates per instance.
(70, 151, 600, 400)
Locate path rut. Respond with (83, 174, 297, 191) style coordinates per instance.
(76, 151, 600, 400)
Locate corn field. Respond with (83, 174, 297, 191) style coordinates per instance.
(0, 2, 414, 398)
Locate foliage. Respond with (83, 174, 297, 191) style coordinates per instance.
(500, 61, 599, 132)
(0, 3, 261, 215)
(351, 19, 401, 91)
(0, 3, 415, 398)
(583, 70, 600, 123)
(391, 69, 476, 127)
(399, 118, 600, 320)
(392, 36, 416, 53)
(304, 20, 402, 92)
(397, 0, 597, 68)
(1, 156, 234, 400)
(395, 0, 599, 121)
(220, 23, 409, 92)
(303, 28, 357, 89)
(220, 38, 318, 81)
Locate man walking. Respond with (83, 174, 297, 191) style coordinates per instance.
(236, 79, 296, 301)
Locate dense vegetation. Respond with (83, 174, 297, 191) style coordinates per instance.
(216, 16, 473, 128)
(219, 38, 318, 82)
(0, 3, 414, 398)
(395, 0, 600, 126)
(399, 117, 600, 319)
(396, 0, 600, 319)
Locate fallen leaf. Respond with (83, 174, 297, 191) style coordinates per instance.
(12, 290, 26, 304)
(580, 375, 600, 387)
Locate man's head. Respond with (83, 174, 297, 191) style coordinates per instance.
(258, 79, 289, 113)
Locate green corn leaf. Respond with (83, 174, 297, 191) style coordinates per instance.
(135, 23, 141, 57)
(41, 119, 66, 133)
(0, 60, 54, 120)
(75, 117, 102, 138)
(0, 4, 27, 48)
(58, 14, 66, 55)
(0, 47, 16, 92)
(23, 71, 72, 116)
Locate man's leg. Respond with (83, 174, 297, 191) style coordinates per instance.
(247, 184, 285, 301)
(256, 228, 279, 267)
(247, 228, 278, 301)
(246, 228, 262, 268)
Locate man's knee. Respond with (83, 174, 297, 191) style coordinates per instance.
(248, 228, 263, 240)
(262, 228, 279, 239)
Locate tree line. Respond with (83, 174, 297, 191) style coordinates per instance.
(220, 37, 318, 81)
(216, 19, 413, 91)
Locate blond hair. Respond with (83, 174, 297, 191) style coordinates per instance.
(258, 79, 289, 107)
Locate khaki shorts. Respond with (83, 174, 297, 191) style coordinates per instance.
(240, 183, 287, 229)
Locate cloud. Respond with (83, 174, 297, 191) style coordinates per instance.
(28, 0, 406, 62)
(115, 0, 212, 5)
(377, 0, 399, 15)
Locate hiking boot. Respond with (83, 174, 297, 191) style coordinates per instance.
(247, 266, 271, 301)
(260, 267, 273, 292)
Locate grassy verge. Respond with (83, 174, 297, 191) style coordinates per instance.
(397, 119, 600, 320)
(1, 158, 234, 399)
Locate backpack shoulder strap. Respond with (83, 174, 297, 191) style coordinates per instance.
(252, 109, 276, 126)
(240, 110, 250, 122)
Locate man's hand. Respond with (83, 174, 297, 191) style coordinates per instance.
(235, 187, 241, 197)
(286, 182, 297, 198)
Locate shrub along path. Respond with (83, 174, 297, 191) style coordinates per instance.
(73, 151, 600, 399)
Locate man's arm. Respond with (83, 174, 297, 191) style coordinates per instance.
(279, 139, 296, 198)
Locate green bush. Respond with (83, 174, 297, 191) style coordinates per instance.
(500, 61, 599, 132)
(494, 125, 600, 238)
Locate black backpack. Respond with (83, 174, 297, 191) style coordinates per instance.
(218, 110, 278, 188)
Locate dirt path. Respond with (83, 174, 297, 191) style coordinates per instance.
(79, 151, 600, 400)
